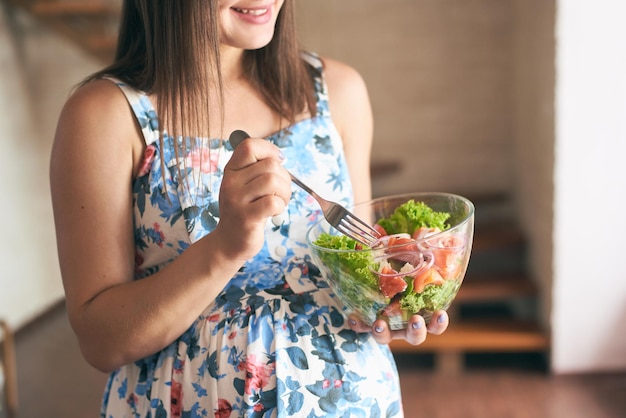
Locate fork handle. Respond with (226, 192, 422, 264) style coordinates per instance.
(289, 173, 317, 198)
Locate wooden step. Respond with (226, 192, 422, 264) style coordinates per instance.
(370, 160, 402, 179)
(389, 319, 548, 353)
(30, 1, 119, 16)
(455, 274, 537, 303)
(472, 222, 525, 252)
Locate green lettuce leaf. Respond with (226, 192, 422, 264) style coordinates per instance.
(376, 199, 450, 235)
(399, 279, 459, 313)
(312, 234, 378, 289)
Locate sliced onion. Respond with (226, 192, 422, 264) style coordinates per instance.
(370, 251, 434, 278)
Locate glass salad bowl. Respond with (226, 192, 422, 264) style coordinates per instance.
(306, 192, 475, 330)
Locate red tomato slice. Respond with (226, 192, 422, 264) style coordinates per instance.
(385, 236, 419, 253)
(379, 271, 408, 298)
(412, 267, 445, 293)
(431, 235, 465, 279)
(380, 264, 397, 275)
(374, 223, 388, 237)
(432, 249, 459, 279)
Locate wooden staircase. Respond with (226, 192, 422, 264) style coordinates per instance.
(5, 0, 120, 64)
(389, 193, 549, 373)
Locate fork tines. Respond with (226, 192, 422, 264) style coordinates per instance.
(337, 214, 381, 248)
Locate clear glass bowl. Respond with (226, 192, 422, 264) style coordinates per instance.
(306, 192, 475, 330)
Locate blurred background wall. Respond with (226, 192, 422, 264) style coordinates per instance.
(297, 1, 515, 199)
(0, 0, 624, 374)
(0, 5, 100, 327)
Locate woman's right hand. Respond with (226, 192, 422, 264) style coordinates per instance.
(214, 137, 292, 261)
(51, 81, 292, 371)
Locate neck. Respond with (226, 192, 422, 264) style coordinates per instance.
(219, 46, 246, 84)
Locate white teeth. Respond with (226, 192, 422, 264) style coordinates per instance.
(234, 8, 267, 16)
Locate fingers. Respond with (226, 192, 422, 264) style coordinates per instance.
(227, 137, 284, 170)
(213, 136, 291, 260)
(403, 315, 428, 345)
(426, 310, 449, 335)
(347, 310, 450, 346)
(348, 316, 424, 345)
(231, 158, 291, 202)
(371, 318, 394, 344)
(347, 314, 373, 333)
(221, 137, 291, 216)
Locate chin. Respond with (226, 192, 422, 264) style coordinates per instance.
(223, 32, 276, 51)
(245, 35, 276, 50)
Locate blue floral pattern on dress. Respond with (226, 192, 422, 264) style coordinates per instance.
(101, 52, 404, 418)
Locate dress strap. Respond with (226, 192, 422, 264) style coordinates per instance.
(301, 51, 330, 118)
(103, 76, 160, 146)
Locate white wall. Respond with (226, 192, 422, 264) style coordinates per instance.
(552, 1, 626, 373)
(0, 7, 99, 328)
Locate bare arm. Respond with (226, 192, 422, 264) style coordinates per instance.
(50, 80, 290, 372)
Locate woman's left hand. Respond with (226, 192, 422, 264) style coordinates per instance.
(347, 310, 449, 345)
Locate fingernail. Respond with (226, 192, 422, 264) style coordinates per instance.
(278, 151, 286, 160)
(349, 319, 357, 326)
(437, 313, 447, 324)
(374, 326, 384, 333)
(411, 321, 423, 330)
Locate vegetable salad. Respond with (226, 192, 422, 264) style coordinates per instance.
(312, 199, 469, 328)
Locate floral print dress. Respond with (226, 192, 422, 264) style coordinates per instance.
(101, 53, 404, 418)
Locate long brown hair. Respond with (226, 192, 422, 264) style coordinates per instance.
(87, 0, 316, 139)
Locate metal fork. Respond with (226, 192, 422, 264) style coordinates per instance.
(229, 130, 382, 247)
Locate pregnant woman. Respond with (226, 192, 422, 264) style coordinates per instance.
(49, 1, 449, 416)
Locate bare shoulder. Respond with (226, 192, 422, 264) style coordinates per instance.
(53, 78, 143, 171)
(58, 78, 135, 138)
(318, 56, 373, 141)
(320, 56, 369, 109)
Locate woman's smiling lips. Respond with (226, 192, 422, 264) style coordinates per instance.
(232, 7, 267, 16)
(231, 5, 272, 24)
